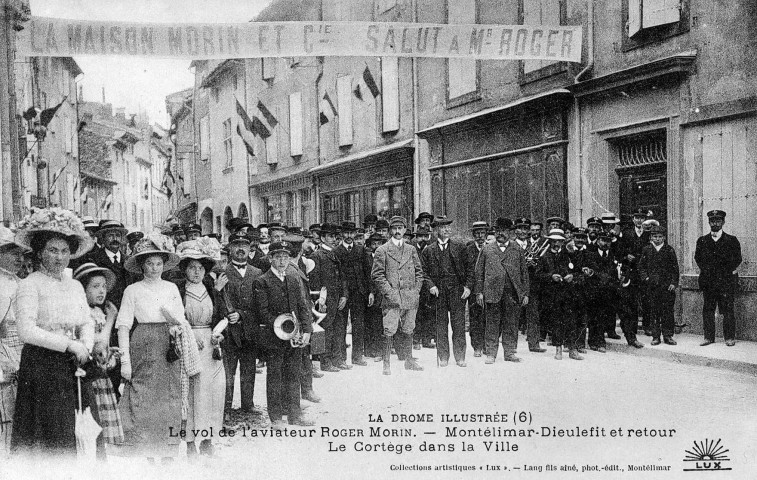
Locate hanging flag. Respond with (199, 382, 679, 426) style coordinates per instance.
(237, 124, 255, 157)
(362, 66, 381, 98)
(257, 100, 279, 129)
(251, 116, 271, 139)
(48, 165, 66, 195)
(80, 186, 89, 203)
(101, 193, 112, 211)
(236, 99, 255, 133)
(353, 82, 363, 101)
(319, 92, 338, 125)
(39, 97, 66, 127)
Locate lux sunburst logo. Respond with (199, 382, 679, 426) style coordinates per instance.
(683, 439, 732, 472)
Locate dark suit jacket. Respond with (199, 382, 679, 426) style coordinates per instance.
(694, 232, 741, 291)
(253, 269, 312, 351)
(583, 249, 618, 289)
(225, 263, 263, 347)
(464, 242, 484, 292)
(638, 244, 680, 288)
(309, 247, 348, 303)
(474, 242, 529, 304)
(247, 248, 271, 272)
(174, 276, 227, 329)
(334, 243, 370, 296)
(420, 240, 468, 289)
(536, 248, 577, 293)
(87, 246, 131, 309)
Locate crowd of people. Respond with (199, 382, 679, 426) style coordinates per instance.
(0, 204, 741, 463)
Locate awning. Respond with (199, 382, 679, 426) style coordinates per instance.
(416, 88, 572, 137)
(309, 139, 414, 174)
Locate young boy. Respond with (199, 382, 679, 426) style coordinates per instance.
(638, 225, 679, 345)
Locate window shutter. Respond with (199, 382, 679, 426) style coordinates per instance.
(628, 0, 642, 37)
(336, 75, 353, 146)
(266, 129, 278, 165)
(289, 92, 303, 156)
(643, 0, 681, 28)
(381, 57, 399, 133)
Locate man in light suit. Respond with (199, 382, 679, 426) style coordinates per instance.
(475, 217, 530, 364)
(371, 216, 424, 375)
(223, 232, 263, 418)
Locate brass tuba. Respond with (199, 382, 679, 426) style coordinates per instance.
(273, 312, 307, 348)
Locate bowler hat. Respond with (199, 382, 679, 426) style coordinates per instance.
(430, 215, 452, 228)
(414, 212, 434, 225)
(495, 217, 513, 230)
(226, 217, 253, 233)
(375, 219, 390, 230)
(319, 222, 340, 235)
(363, 214, 378, 226)
(649, 225, 666, 235)
(340, 221, 357, 232)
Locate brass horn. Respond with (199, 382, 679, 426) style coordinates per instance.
(273, 312, 306, 348)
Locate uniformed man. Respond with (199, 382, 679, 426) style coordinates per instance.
(475, 217, 530, 364)
(412, 226, 434, 349)
(694, 209, 742, 346)
(184, 223, 202, 241)
(421, 216, 470, 367)
(638, 225, 679, 346)
(537, 229, 583, 360)
(583, 230, 617, 352)
(334, 221, 371, 366)
(253, 241, 314, 428)
(569, 227, 591, 353)
(354, 228, 366, 248)
(309, 223, 349, 371)
(513, 217, 546, 353)
(585, 216, 603, 251)
(529, 221, 543, 244)
(371, 216, 424, 375)
(247, 228, 272, 272)
(545, 216, 564, 233)
(268, 222, 288, 244)
(620, 207, 652, 336)
(258, 223, 271, 256)
(466, 221, 489, 357)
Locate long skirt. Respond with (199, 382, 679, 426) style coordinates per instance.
(117, 323, 181, 458)
(11, 345, 80, 457)
(184, 327, 225, 443)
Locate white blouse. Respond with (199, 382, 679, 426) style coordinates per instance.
(115, 279, 187, 330)
(14, 271, 94, 352)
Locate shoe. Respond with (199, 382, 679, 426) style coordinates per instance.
(312, 369, 324, 378)
(301, 391, 321, 403)
(589, 346, 606, 353)
(289, 416, 316, 427)
(374, 356, 384, 363)
(352, 357, 368, 366)
(700, 339, 714, 346)
(651, 338, 661, 345)
(383, 336, 392, 375)
(484, 356, 495, 364)
(606, 332, 621, 340)
(336, 362, 353, 370)
(322, 365, 340, 373)
(529, 347, 547, 353)
(413, 343, 421, 350)
(663, 337, 677, 346)
(456, 360, 467, 367)
(577, 347, 587, 354)
(726, 339, 736, 347)
(473, 349, 482, 357)
(422, 342, 435, 349)
(439, 359, 449, 367)
(404, 358, 424, 371)
(569, 350, 584, 360)
(503, 355, 522, 363)
(628, 340, 644, 349)
(554, 347, 563, 360)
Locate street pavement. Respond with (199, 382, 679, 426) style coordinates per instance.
(7, 331, 755, 480)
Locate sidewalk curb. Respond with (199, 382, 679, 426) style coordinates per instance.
(605, 341, 757, 376)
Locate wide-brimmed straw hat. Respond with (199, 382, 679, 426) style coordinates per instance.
(176, 237, 222, 272)
(73, 262, 117, 291)
(124, 233, 180, 274)
(546, 228, 566, 240)
(15, 207, 95, 259)
(0, 226, 30, 252)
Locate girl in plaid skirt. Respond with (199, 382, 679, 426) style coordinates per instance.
(74, 263, 125, 459)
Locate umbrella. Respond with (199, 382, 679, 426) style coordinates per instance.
(74, 367, 101, 461)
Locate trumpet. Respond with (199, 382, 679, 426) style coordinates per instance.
(273, 312, 307, 348)
(525, 239, 550, 264)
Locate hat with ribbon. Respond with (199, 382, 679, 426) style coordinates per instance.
(96, 219, 128, 238)
(73, 262, 117, 291)
(470, 220, 490, 232)
(15, 207, 95, 259)
(601, 212, 620, 224)
(123, 233, 180, 274)
(81, 216, 99, 231)
(546, 228, 566, 240)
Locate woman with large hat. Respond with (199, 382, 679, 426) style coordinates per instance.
(173, 238, 228, 458)
(115, 233, 185, 461)
(10, 207, 95, 456)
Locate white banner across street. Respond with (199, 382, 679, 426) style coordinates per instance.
(18, 16, 583, 62)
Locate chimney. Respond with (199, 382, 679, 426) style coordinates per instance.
(115, 107, 126, 123)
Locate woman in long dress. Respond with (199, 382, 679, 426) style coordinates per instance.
(175, 238, 227, 458)
(11, 208, 95, 457)
(116, 234, 185, 462)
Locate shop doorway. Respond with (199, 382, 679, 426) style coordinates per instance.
(615, 131, 668, 228)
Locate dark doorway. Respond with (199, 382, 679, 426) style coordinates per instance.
(615, 131, 668, 228)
